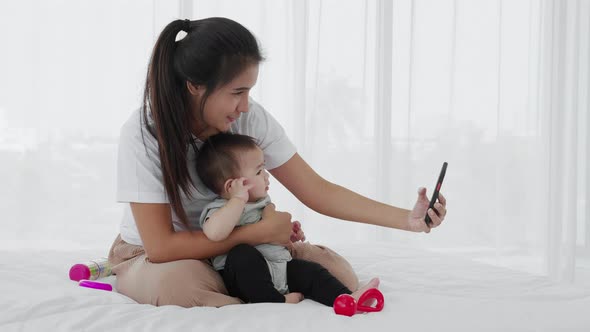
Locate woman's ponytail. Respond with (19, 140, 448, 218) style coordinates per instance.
(142, 19, 193, 225)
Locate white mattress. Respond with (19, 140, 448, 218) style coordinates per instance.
(1, 243, 589, 332)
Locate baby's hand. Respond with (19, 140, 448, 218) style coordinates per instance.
(228, 177, 253, 203)
(290, 220, 306, 242)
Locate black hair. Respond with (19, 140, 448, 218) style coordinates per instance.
(141, 17, 264, 225)
(195, 132, 259, 195)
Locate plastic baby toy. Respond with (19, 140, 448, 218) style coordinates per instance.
(333, 288, 385, 317)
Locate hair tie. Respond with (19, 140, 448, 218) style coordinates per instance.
(183, 19, 191, 32)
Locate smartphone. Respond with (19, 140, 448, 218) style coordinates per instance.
(424, 162, 448, 226)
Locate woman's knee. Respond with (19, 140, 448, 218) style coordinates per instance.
(290, 242, 359, 291)
(117, 258, 240, 308)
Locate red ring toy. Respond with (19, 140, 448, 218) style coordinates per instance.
(333, 288, 385, 316)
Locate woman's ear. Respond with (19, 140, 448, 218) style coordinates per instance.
(186, 81, 204, 97)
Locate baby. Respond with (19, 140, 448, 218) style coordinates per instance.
(196, 132, 379, 305)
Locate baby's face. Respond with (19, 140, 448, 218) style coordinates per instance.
(238, 147, 269, 202)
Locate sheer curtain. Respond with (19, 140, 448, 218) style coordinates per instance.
(1, 0, 587, 282)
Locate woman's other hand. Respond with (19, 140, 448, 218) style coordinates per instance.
(407, 187, 447, 233)
(260, 203, 293, 244)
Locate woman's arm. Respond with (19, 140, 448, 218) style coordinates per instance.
(203, 198, 246, 241)
(131, 202, 292, 263)
(269, 153, 445, 232)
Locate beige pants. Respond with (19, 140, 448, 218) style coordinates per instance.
(108, 235, 358, 307)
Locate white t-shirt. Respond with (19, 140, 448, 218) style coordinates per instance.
(116, 99, 297, 246)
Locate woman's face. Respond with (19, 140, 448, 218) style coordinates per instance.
(190, 64, 259, 140)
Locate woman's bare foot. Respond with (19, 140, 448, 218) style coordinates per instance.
(284, 292, 304, 304)
(350, 277, 380, 303)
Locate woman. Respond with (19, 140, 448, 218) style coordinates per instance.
(109, 17, 447, 308)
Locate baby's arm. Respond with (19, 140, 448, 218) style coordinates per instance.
(203, 198, 246, 241)
(203, 178, 252, 242)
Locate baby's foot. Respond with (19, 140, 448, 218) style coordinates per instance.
(284, 292, 304, 304)
(350, 277, 380, 305)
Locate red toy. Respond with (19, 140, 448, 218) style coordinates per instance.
(333, 288, 384, 317)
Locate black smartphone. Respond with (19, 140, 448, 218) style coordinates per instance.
(424, 162, 448, 226)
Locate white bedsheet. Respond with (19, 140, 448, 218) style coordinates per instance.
(1, 243, 589, 332)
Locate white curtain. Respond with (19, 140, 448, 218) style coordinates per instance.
(1, 0, 588, 282)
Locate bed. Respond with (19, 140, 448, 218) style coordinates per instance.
(1, 242, 589, 331)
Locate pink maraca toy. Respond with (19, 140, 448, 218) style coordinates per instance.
(69, 258, 113, 292)
(69, 258, 112, 281)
